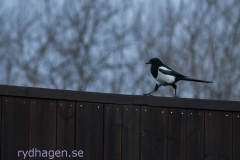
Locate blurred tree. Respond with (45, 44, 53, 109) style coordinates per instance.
(132, 0, 240, 100)
(0, 0, 239, 100)
(0, 1, 39, 85)
(0, 0, 133, 92)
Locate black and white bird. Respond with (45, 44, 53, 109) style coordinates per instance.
(144, 58, 213, 97)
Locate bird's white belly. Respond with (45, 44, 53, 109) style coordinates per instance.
(155, 72, 175, 85)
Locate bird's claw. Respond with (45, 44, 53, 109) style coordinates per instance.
(143, 93, 152, 96)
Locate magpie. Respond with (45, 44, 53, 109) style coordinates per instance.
(144, 58, 213, 97)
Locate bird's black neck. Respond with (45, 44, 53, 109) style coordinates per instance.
(151, 65, 159, 78)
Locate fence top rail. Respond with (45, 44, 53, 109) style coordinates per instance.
(0, 85, 239, 111)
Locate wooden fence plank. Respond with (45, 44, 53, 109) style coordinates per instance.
(1, 96, 29, 160)
(0, 96, 1, 159)
(233, 112, 240, 160)
(140, 106, 168, 160)
(186, 109, 204, 160)
(76, 102, 103, 160)
(122, 105, 140, 160)
(104, 104, 122, 160)
(205, 111, 232, 160)
(2, 85, 240, 112)
(1, 86, 240, 160)
(57, 101, 75, 160)
(168, 108, 186, 160)
(140, 106, 153, 160)
(29, 99, 56, 159)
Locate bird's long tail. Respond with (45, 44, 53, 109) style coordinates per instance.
(180, 77, 213, 83)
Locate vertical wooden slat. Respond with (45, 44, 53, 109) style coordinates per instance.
(76, 102, 103, 160)
(140, 106, 153, 160)
(2, 96, 29, 160)
(205, 111, 232, 160)
(0, 96, 1, 159)
(140, 106, 168, 160)
(104, 104, 122, 160)
(168, 108, 186, 160)
(29, 99, 56, 159)
(186, 109, 204, 160)
(233, 112, 240, 160)
(57, 101, 75, 160)
(122, 105, 140, 160)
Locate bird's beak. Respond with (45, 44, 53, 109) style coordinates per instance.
(146, 61, 151, 64)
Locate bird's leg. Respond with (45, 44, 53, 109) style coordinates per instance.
(175, 87, 176, 97)
(143, 90, 155, 96)
(143, 84, 159, 96)
(172, 84, 177, 97)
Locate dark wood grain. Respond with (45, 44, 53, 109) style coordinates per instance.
(168, 108, 186, 160)
(104, 104, 122, 160)
(76, 102, 103, 160)
(122, 105, 140, 160)
(0, 96, 1, 159)
(29, 99, 56, 159)
(140, 106, 168, 160)
(186, 109, 204, 160)
(0, 85, 132, 105)
(204, 111, 232, 160)
(1, 85, 240, 111)
(1, 85, 240, 160)
(233, 112, 240, 160)
(140, 106, 154, 160)
(1, 96, 29, 160)
(133, 95, 240, 111)
(57, 101, 75, 160)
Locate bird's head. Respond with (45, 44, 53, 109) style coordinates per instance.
(146, 58, 163, 66)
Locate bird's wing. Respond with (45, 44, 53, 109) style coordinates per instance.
(158, 66, 186, 78)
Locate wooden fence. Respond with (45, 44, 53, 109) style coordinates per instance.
(0, 85, 240, 160)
